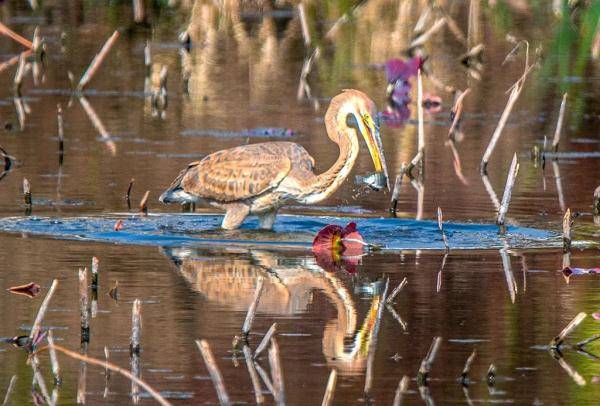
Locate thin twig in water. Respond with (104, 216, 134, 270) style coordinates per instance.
(29, 279, 59, 346)
(364, 278, 389, 396)
(297, 3, 311, 47)
(77, 31, 120, 92)
(78, 96, 117, 155)
(139, 190, 150, 215)
(552, 93, 568, 152)
(242, 345, 264, 404)
(387, 277, 407, 304)
(0, 22, 33, 49)
(130, 299, 142, 354)
(47, 331, 61, 384)
(196, 339, 230, 406)
(390, 162, 406, 216)
(550, 312, 587, 349)
(243, 277, 264, 336)
(392, 375, 410, 406)
(268, 337, 285, 405)
(254, 322, 277, 360)
(321, 369, 337, 406)
(437, 207, 449, 251)
(460, 350, 477, 385)
(562, 208, 573, 253)
(417, 336, 442, 385)
(576, 334, 600, 348)
(410, 17, 447, 49)
(2, 375, 17, 406)
(407, 70, 425, 176)
(79, 268, 90, 342)
(23, 178, 32, 206)
(448, 88, 470, 140)
(496, 153, 519, 230)
(500, 248, 517, 304)
(42, 343, 171, 406)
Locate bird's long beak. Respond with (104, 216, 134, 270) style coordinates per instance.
(358, 114, 390, 190)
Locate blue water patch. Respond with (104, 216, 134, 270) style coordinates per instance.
(180, 128, 296, 138)
(0, 213, 560, 250)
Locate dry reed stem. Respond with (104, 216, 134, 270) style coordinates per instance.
(387, 277, 408, 304)
(254, 361, 275, 396)
(407, 70, 425, 174)
(47, 331, 61, 384)
(296, 47, 320, 100)
(139, 190, 150, 214)
(45, 343, 171, 405)
(446, 139, 469, 185)
(497, 153, 519, 227)
(31, 355, 52, 405)
(23, 178, 32, 206)
(321, 369, 337, 406)
(254, 322, 277, 360)
(242, 276, 264, 336)
(297, 3, 311, 46)
(461, 350, 477, 384)
(386, 303, 407, 331)
(437, 207, 449, 251)
(13, 53, 29, 95)
(196, 339, 231, 406)
(551, 312, 587, 348)
(552, 160, 566, 212)
(562, 208, 573, 253)
(57, 104, 64, 159)
(130, 299, 142, 354)
(418, 336, 442, 384)
(0, 51, 30, 75)
(392, 375, 410, 406)
(242, 345, 264, 404)
(268, 337, 285, 405)
(29, 279, 59, 345)
(0, 22, 33, 49)
(552, 93, 568, 152)
(2, 375, 17, 406)
(91, 256, 99, 288)
(410, 17, 447, 48)
(555, 355, 586, 386)
(77, 31, 120, 92)
(448, 89, 470, 139)
(576, 334, 600, 348)
(79, 268, 90, 342)
(133, 0, 145, 23)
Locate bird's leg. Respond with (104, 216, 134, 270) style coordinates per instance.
(221, 203, 250, 230)
(258, 209, 278, 230)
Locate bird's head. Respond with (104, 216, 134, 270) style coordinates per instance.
(339, 90, 389, 189)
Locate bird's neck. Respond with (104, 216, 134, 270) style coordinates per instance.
(303, 102, 359, 204)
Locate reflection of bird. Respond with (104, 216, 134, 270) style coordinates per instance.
(162, 247, 381, 375)
(159, 90, 388, 229)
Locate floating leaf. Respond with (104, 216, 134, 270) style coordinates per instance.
(7, 282, 40, 298)
(312, 222, 366, 273)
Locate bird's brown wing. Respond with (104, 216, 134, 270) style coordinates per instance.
(179, 144, 293, 202)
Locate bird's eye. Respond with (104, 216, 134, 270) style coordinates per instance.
(346, 113, 359, 128)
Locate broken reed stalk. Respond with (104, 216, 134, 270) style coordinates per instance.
(23, 178, 32, 206)
(448, 88, 470, 139)
(496, 153, 520, 229)
(437, 207, 449, 251)
(364, 278, 389, 395)
(486, 363, 496, 385)
(57, 104, 64, 163)
(91, 256, 99, 289)
(29, 279, 59, 345)
(254, 322, 277, 360)
(268, 337, 285, 405)
(410, 17, 447, 49)
(79, 268, 90, 342)
(77, 31, 120, 92)
(576, 334, 600, 348)
(242, 345, 264, 404)
(481, 72, 528, 172)
(195, 339, 231, 406)
(594, 185, 600, 217)
(132, 0, 145, 23)
(45, 343, 171, 406)
(460, 350, 477, 385)
(386, 277, 408, 304)
(47, 330, 61, 384)
(407, 70, 425, 175)
(139, 190, 150, 215)
(390, 162, 406, 216)
(2, 375, 17, 406)
(126, 178, 135, 208)
(78, 96, 116, 155)
(562, 208, 573, 253)
(13, 52, 29, 95)
(392, 375, 410, 406)
(550, 312, 587, 349)
(321, 369, 337, 406)
(552, 93, 568, 152)
(417, 336, 442, 385)
(0, 22, 33, 49)
(130, 299, 142, 354)
(297, 3, 311, 47)
(555, 355, 586, 386)
(242, 276, 264, 337)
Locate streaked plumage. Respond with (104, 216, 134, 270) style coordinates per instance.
(160, 89, 388, 229)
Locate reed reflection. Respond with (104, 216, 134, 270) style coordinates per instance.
(162, 246, 382, 376)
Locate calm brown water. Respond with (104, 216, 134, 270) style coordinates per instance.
(0, 1, 599, 405)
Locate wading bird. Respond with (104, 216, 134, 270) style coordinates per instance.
(159, 89, 388, 229)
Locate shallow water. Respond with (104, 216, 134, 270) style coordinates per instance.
(0, 1, 599, 405)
